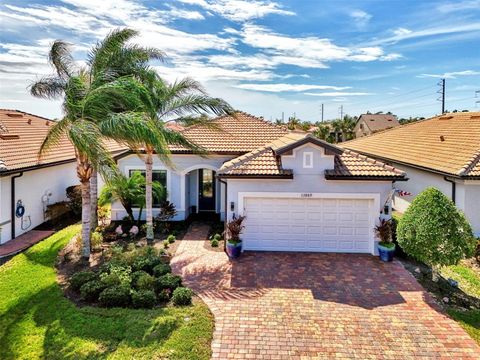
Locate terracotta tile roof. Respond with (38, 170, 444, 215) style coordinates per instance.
(344, 112, 480, 178)
(219, 132, 405, 179)
(0, 109, 127, 173)
(169, 112, 288, 154)
(357, 114, 400, 132)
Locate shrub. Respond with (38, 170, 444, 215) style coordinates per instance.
(153, 263, 172, 277)
(80, 280, 106, 302)
(210, 239, 219, 247)
(157, 289, 172, 302)
(99, 285, 131, 307)
(66, 185, 82, 216)
(397, 187, 476, 268)
(135, 273, 155, 290)
(131, 270, 148, 284)
(70, 270, 97, 291)
(172, 287, 193, 306)
(99, 264, 132, 287)
(213, 233, 222, 241)
(131, 290, 157, 309)
(91, 231, 103, 252)
(163, 240, 170, 249)
(167, 234, 176, 244)
(155, 273, 182, 292)
(132, 254, 161, 273)
(374, 219, 393, 248)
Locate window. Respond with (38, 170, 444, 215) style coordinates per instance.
(303, 152, 313, 168)
(128, 169, 167, 207)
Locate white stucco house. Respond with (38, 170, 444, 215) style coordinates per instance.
(113, 112, 406, 254)
(344, 111, 480, 236)
(0, 109, 126, 244)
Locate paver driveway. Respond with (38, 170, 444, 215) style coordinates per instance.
(171, 225, 479, 359)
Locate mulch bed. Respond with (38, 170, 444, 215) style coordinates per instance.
(203, 239, 225, 253)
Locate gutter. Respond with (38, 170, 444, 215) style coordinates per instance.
(444, 176, 456, 204)
(10, 172, 23, 239)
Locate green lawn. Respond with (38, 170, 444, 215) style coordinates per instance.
(441, 263, 480, 299)
(448, 308, 480, 344)
(0, 225, 213, 360)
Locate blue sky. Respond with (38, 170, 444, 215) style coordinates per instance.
(0, 0, 479, 121)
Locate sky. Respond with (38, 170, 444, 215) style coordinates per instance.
(0, 0, 479, 122)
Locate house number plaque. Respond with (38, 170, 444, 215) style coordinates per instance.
(300, 193, 313, 198)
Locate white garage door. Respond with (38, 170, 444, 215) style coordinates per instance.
(242, 197, 373, 253)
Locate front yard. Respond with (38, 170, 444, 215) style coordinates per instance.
(0, 225, 213, 360)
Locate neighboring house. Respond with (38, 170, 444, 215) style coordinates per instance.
(354, 114, 399, 138)
(0, 109, 126, 244)
(114, 112, 405, 254)
(343, 111, 480, 236)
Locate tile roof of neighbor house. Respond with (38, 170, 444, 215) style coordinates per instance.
(344, 112, 480, 178)
(358, 114, 400, 132)
(0, 109, 127, 174)
(218, 132, 406, 179)
(169, 112, 288, 154)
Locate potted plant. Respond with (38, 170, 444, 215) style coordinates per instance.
(225, 216, 245, 259)
(375, 218, 395, 262)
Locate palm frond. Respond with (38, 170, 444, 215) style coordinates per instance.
(38, 117, 72, 158)
(48, 40, 75, 79)
(29, 75, 66, 99)
(63, 75, 89, 119)
(161, 128, 207, 156)
(158, 95, 233, 119)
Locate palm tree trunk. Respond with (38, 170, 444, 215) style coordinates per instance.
(145, 150, 154, 241)
(80, 178, 91, 260)
(90, 170, 98, 232)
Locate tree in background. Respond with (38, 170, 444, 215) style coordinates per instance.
(313, 124, 330, 141)
(397, 187, 476, 279)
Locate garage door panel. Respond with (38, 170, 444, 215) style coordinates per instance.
(243, 196, 373, 253)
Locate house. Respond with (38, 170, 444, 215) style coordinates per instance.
(343, 111, 480, 236)
(114, 112, 406, 254)
(0, 109, 127, 244)
(354, 114, 399, 138)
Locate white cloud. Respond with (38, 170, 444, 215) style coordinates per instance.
(178, 0, 295, 22)
(417, 70, 480, 79)
(349, 10, 372, 29)
(437, 0, 480, 13)
(304, 92, 373, 97)
(393, 27, 412, 37)
(234, 83, 351, 92)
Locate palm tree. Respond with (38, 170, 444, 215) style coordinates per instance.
(85, 29, 164, 230)
(330, 119, 342, 143)
(30, 45, 114, 259)
(99, 171, 165, 223)
(339, 115, 357, 142)
(313, 124, 330, 141)
(31, 29, 164, 259)
(97, 74, 232, 241)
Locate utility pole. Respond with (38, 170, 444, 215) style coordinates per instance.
(437, 78, 446, 113)
(338, 105, 343, 120)
(321, 103, 324, 122)
(476, 90, 480, 107)
(281, 111, 284, 122)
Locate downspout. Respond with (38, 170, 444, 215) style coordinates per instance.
(218, 178, 228, 251)
(444, 176, 456, 204)
(11, 172, 23, 239)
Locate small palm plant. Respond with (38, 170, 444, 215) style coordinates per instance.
(99, 171, 165, 223)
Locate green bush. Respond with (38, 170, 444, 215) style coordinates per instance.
(157, 289, 172, 302)
(172, 287, 193, 306)
(135, 273, 155, 290)
(131, 290, 157, 309)
(70, 270, 97, 291)
(213, 233, 222, 241)
(100, 264, 132, 287)
(397, 187, 476, 267)
(80, 280, 106, 302)
(99, 285, 131, 307)
(153, 263, 172, 277)
(132, 254, 162, 273)
(210, 239, 219, 247)
(163, 240, 170, 249)
(155, 273, 182, 292)
(91, 231, 103, 251)
(167, 234, 176, 244)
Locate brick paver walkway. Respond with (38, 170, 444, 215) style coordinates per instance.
(172, 226, 480, 359)
(0, 230, 54, 258)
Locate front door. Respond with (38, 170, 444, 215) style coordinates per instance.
(198, 169, 216, 211)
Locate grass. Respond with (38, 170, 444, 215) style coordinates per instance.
(441, 263, 480, 299)
(448, 308, 480, 344)
(0, 225, 213, 360)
